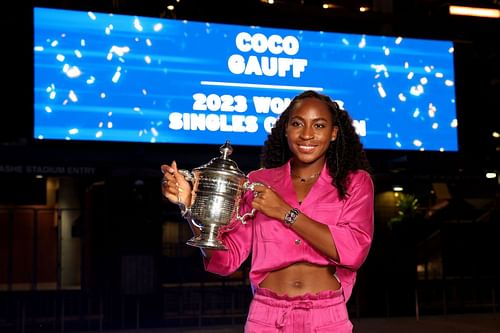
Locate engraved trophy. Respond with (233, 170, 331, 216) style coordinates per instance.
(179, 140, 262, 250)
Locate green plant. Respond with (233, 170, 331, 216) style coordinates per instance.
(388, 193, 420, 230)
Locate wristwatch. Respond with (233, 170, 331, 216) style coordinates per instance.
(283, 208, 300, 227)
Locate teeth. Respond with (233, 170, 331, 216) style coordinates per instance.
(299, 145, 315, 151)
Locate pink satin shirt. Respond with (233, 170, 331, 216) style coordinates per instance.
(204, 160, 374, 301)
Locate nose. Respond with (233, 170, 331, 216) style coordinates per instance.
(300, 126, 314, 139)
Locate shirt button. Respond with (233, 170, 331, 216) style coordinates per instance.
(295, 239, 301, 245)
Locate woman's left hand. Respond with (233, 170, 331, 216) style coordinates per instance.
(251, 184, 292, 221)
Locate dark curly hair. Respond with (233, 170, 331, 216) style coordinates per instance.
(260, 90, 371, 199)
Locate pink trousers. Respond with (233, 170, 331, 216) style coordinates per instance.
(244, 287, 353, 333)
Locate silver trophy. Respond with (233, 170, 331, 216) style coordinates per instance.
(179, 140, 262, 250)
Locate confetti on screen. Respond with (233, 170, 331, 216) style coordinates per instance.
(34, 7, 458, 151)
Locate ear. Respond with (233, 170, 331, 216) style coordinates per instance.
(331, 126, 339, 141)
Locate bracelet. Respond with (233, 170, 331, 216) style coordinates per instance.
(283, 208, 300, 227)
(178, 202, 191, 220)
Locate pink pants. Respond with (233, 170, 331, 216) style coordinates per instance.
(244, 287, 353, 333)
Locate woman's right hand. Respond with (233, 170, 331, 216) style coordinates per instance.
(161, 161, 207, 255)
(160, 161, 192, 208)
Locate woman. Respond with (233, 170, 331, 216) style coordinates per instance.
(161, 90, 374, 332)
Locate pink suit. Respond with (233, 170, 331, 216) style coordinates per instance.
(204, 160, 374, 331)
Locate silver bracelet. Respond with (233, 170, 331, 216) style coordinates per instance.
(178, 203, 191, 220)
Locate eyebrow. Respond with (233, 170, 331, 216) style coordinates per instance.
(290, 116, 330, 122)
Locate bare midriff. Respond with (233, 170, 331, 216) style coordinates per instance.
(259, 262, 340, 297)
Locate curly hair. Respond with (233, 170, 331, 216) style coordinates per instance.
(260, 90, 371, 199)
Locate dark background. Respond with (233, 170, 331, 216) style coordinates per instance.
(1, 0, 499, 174)
(0, 0, 499, 331)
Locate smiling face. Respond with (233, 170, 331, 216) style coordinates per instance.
(285, 97, 338, 169)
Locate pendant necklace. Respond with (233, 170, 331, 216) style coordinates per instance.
(291, 171, 320, 183)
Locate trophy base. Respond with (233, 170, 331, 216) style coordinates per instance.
(186, 235, 228, 250)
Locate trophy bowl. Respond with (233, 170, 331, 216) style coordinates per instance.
(179, 140, 261, 250)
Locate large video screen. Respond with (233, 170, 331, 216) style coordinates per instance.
(34, 7, 458, 151)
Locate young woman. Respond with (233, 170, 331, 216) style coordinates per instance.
(161, 90, 374, 332)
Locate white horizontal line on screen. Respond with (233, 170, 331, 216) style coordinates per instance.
(200, 81, 324, 91)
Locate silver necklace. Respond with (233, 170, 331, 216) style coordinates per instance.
(291, 171, 320, 183)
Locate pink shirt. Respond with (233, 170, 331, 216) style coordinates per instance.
(204, 160, 374, 301)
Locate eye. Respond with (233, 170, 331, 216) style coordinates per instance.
(290, 119, 303, 127)
(314, 122, 326, 129)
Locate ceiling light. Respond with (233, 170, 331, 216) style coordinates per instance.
(449, 5, 500, 18)
(322, 3, 342, 9)
(485, 172, 497, 179)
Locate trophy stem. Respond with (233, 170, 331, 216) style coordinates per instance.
(186, 224, 228, 250)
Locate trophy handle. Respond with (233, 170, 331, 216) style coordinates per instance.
(178, 169, 194, 182)
(235, 181, 265, 225)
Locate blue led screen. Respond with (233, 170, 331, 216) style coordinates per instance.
(34, 7, 458, 151)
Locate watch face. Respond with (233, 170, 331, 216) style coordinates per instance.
(285, 208, 300, 226)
